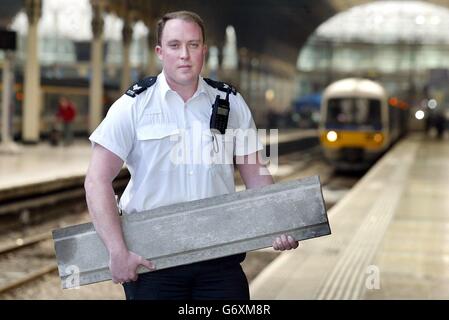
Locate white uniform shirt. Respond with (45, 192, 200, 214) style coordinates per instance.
(89, 72, 263, 214)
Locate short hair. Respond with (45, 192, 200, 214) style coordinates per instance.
(156, 11, 206, 46)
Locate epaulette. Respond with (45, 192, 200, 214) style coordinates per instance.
(125, 76, 157, 97)
(203, 78, 237, 95)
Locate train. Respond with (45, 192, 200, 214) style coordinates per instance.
(319, 78, 409, 170)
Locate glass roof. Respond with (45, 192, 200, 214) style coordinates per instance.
(315, 0, 449, 44)
(10, 0, 149, 41)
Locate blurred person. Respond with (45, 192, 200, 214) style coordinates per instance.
(434, 110, 446, 139)
(84, 10, 299, 300)
(425, 110, 435, 136)
(56, 96, 77, 145)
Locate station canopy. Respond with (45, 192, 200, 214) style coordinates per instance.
(297, 0, 449, 73)
(315, 0, 449, 44)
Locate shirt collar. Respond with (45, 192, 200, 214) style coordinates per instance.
(195, 76, 208, 97)
(158, 71, 207, 101)
(158, 71, 172, 98)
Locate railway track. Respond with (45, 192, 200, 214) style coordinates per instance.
(0, 147, 357, 298)
(0, 235, 57, 294)
(0, 212, 92, 295)
(0, 169, 130, 235)
(0, 231, 52, 255)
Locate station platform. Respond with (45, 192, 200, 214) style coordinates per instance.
(0, 142, 91, 195)
(0, 129, 317, 201)
(250, 133, 449, 299)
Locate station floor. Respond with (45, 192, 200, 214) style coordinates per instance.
(250, 132, 449, 299)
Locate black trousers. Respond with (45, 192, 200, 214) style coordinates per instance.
(122, 254, 249, 300)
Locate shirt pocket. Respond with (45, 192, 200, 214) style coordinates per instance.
(136, 123, 180, 172)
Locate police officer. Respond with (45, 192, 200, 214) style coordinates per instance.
(84, 10, 299, 300)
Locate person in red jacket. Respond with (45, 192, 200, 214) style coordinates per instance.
(56, 96, 77, 145)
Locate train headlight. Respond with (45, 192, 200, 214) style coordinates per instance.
(415, 110, 425, 120)
(373, 133, 383, 144)
(367, 132, 384, 144)
(326, 131, 338, 142)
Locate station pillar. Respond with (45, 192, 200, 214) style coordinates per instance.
(22, 0, 42, 143)
(146, 21, 158, 77)
(238, 48, 251, 100)
(120, 18, 133, 93)
(88, 0, 104, 133)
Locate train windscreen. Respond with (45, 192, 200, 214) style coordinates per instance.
(326, 98, 382, 129)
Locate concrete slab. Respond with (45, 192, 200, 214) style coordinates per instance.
(52, 175, 330, 288)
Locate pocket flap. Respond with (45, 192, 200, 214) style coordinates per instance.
(136, 123, 180, 140)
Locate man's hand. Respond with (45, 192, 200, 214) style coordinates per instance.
(272, 234, 299, 251)
(109, 250, 156, 284)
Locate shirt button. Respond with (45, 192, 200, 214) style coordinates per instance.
(189, 171, 194, 176)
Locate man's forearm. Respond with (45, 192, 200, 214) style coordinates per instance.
(243, 166, 274, 189)
(237, 156, 275, 190)
(85, 179, 128, 255)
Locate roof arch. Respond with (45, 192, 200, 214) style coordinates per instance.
(316, 0, 449, 44)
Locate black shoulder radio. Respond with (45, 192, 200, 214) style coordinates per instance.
(210, 88, 230, 134)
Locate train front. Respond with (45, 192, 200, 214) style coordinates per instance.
(319, 78, 389, 170)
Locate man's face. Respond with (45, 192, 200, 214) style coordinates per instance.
(156, 19, 207, 87)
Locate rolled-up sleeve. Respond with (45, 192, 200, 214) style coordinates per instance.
(89, 96, 136, 162)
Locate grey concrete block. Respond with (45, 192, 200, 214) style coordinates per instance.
(52, 175, 330, 288)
